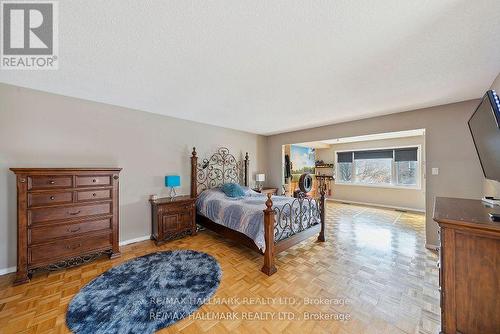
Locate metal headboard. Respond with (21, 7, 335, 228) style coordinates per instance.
(190, 147, 249, 196)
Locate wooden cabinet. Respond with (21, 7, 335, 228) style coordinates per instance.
(433, 197, 500, 334)
(150, 196, 196, 245)
(10, 168, 121, 285)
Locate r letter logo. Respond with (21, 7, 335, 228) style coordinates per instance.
(1, 1, 58, 69)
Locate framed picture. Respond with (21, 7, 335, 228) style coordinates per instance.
(291, 145, 315, 178)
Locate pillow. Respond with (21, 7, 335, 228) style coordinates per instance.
(220, 183, 246, 198)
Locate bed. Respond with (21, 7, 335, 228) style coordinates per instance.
(190, 147, 326, 275)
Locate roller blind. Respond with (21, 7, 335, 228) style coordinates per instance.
(394, 147, 418, 162)
(337, 152, 353, 163)
(354, 149, 393, 160)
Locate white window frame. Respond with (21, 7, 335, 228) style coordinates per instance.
(334, 145, 422, 190)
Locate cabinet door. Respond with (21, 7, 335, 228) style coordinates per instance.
(179, 211, 193, 229)
(161, 214, 179, 234)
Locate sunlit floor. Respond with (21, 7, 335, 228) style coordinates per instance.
(0, 202, 440, 333)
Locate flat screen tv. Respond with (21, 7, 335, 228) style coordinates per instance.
(468, 90, 500, 181)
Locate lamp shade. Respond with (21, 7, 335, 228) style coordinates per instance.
(255, 173, 265, 182)
(165, 175, 180, 187)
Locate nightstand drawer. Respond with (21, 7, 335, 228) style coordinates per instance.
(163, 203, 194, 214)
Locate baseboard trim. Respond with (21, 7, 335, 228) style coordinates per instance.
(119, 235, 151, 246)
(327, 198, 425, 213)
(0, 266, 16, 276)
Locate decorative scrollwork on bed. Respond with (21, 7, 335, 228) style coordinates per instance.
(195, 147, 249, 194)
(273, 192, 321, 241)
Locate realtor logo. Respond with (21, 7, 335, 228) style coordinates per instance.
(1, 1, 58, 69)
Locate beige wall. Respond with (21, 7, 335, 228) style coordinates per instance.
(315, 135, 425, 211)
(0, 83, 267, 271)
(266, 100, 484, 248)
(1, 74, 498, 270)
(484, 72, 500, 198)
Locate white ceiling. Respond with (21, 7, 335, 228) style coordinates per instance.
(1, 1, 499, 135)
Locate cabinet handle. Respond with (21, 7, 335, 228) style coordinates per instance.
(65, 243, 82, 250)
(49, 180, 55, 185)
(92, 179, 97, 183)
(50, 196, 55, 200)
(68, 210, 81, 216)
(68, 227, 81, 233)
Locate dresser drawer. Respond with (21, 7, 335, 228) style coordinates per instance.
(28, 191, 73, 207)
(76, 175, 111, 187)
(29, 218, 112, 244)
(30, 203, 112, 224)
(77, 189, 111, 202)
(29, 232, 112, 265)
(28, 175, 73, 190)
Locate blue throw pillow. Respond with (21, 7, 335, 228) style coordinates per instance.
(220, 183, 246, 198)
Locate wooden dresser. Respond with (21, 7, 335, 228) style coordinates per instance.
(10, 168, 122, 285)
(150, 196, 196, 245)
(433, 197, 500, 334)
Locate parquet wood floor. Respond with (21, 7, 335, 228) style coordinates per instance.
(0, 202, 440, 334)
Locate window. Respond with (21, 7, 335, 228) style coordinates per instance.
(335, 147, 420, 188)
(337, 162, 353, 182)
(337, 152, 353, 182)
(395, 160, 418, 185)
(355, 158, 392, 184)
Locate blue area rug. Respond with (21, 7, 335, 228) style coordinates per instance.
(66, 250, 221, 334)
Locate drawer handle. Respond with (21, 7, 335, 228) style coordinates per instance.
(68, 210, 81, 216)
(65, 243, 82, 250)
(68, 227, 81, 233)
(49, 180, 56, 185)
(92, 193, 97, 197)
(50, 196, 55, 200)
(92, 179, 97, 183)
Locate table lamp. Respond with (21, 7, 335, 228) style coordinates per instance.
(256, 173, 265, 191)
(165, 175, 180, 198)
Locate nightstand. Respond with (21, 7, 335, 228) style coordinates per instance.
(150, 196, 197, 245)
(253, 187, 278, 196)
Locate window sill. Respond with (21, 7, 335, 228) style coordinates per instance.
(334, 182, 422, 191)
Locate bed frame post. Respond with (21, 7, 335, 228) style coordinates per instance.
(190, 147, 197, 198)
(262, 193, 277, 276)
(244, 152, 249, 187)
(318, 181, 326, 242)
